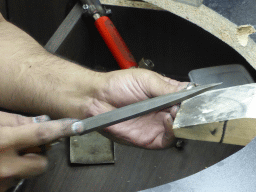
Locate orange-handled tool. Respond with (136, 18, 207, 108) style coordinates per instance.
(95, 16, 138, 69)
(81, 0, 138, 69)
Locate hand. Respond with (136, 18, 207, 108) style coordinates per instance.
(0, 111, 77, 192)
(0, 18, 187, 150)
(75, 69, 188, 149)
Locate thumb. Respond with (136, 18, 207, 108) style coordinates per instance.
(147, 74, 189, 97)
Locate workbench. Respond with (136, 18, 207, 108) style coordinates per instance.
(1, 0, 255, 191)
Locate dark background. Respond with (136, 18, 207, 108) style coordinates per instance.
(1, 0, 255, 79)
(0, 0, 254, 191)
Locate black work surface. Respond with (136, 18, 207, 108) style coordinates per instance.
(22, 140, 242, 192)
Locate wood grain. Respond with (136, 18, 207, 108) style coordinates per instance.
(174, 118, 256, 146)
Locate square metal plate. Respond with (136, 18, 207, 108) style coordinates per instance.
(70, 132, 115, 164)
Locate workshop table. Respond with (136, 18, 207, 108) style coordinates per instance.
(20, 139, 242, 192)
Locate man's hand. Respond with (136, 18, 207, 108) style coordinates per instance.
(73, 69, 188, 149)
(0, 17, 188, 150)
(0, 111, 77, 192)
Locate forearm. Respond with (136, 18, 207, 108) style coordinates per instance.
(0, 15, 101, 118)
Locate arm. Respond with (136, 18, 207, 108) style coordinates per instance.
(0, 13, 101, 119)
(0, 12, 188, 149)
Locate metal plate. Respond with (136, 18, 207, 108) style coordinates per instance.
(70, 132, 115, 164)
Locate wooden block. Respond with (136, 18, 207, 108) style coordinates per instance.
(223, 118, 256, 146)
(174, 118, 256, 146)
(173, 121, 224, 143)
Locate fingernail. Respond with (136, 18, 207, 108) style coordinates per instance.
(56, 118, 80, 135)
(33, 115, 51, 123)
(71, 121, 84, 135)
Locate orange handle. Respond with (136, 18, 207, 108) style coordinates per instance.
(95, 16, 138, 69)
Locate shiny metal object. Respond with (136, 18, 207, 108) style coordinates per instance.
(12, 179, 25, 192)
(105, 8, 112, 15)
(138, 58, 154, 70)
(185, 82, 197, 90)
(82, 4, 89, 11)
(93, 13, 101, 20)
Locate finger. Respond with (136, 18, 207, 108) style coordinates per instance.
(170, 105, 180, 119)
(2, 154, 48, 179)
(0, 111, 50, 127)
(146, 114, 176, 149)
(147, 75, 178, 97)
(156, 74, 180, 86)
(177, 82, 190, 91)
(2, 118, 78, 150)
(156, 73, 190, 91)
(147, 74, 189, 97)
(87, 100, 116, 116)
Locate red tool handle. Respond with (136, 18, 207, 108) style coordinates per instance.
(95, 16, 138, 69)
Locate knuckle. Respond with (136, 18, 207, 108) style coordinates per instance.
(0, 129, 12, 149)
(15, 115, 30, 126)
(164, 83, 174, 92)
(36, 126, 51, 144)
(78, 101, 93, 118)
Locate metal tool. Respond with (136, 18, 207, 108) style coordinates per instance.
(81, 0, 155, 70)
(71, 83, 221, 135)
